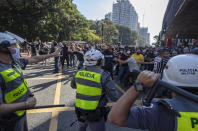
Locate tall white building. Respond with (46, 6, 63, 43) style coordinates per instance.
(112, 0, 138, 31)
(139, 27, 150, 44)
(105, 12, 112, 21)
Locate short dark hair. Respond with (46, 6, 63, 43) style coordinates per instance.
(0, 40, 11, 47)
(158, 48, 168, 55)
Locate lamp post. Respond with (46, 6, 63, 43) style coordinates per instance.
(102, 23, 104, 43)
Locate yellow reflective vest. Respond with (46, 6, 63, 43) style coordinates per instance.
(159, 96, 198, 131)
(75, 68, 103, 110)
(0, 63, 31, 117)
(177, 112, 198, 131)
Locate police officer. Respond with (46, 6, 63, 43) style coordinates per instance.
(0, 32, 61, 131)
(102, 45, 114, 78)
(108, 54, 198, 131)
(71, 49, 120, 131)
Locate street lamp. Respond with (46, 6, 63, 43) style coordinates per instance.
(101, 23, 104, 43)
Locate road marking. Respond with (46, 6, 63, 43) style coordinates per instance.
(53, 73, 62, 105)
(27, 107, 75, 113)
(26, 77, 64, 80)
(49, 72, 62, 131)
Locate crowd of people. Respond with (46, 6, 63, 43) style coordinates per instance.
(20, 40, 198, 100)
(0, 31, 198, 131)
(20, 40, 198, 87)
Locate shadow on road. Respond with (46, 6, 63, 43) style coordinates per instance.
(29, 110, 144, 131)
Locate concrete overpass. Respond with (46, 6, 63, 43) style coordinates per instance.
(162, 0, 198, 38)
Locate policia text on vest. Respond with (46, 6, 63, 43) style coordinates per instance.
(191, 117, 198, 128)
(78, 71, 95, 79)
(0, 63, 31, 117)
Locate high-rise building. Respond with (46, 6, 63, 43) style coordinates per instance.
(147, 33, 150, 44)
(139, 27, 150, 44)
(105, 12, 112, 21)
(137, 22, 140, 34)
(112, 0, 138, 31)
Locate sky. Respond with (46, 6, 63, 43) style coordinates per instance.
(73, 0, 169, 44)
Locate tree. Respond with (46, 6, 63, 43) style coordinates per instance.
(0, 1, 134, 44)
(0, 0, 60, 40)
(137, 36, 147, 47)
(88, 20, 118, 44)
(131, 30, 138, 45)
(116, 25, 138, 45)
(153, 35, 159, 42)
(0, 0, 90, 42)
(87, 30, 102, 43)
(103, 20, 118, 44)
(152, 35, 161, 47)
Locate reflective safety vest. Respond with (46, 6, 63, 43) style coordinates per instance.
(0, 63, 31, 117)
(75, 67, 103, 110)
(158, 96, 198, 131)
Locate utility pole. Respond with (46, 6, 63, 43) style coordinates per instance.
(102, 23, 104, 43)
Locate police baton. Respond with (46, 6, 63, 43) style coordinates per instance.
(143, 80, 198, 106)
(157, 80, 198, 103)
(131, 70, 198, 106)
(28, 104, 65, 110)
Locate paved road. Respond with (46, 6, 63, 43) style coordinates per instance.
(24, 60, 144, 131)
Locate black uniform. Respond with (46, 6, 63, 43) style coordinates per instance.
(61, 45, 69, 69)
(103, 49, 114, 78)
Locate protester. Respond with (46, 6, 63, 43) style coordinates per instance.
(61, 43, 69, 70)
(132, 49, 144, 69)
(73, 48, 84, 70)
(103, 45, 114, 78)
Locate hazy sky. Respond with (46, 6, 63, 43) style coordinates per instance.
(73, 0, 169, 43)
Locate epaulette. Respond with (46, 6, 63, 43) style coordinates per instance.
(157, 99, 181, 117)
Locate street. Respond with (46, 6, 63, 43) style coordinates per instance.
(1, 0, 198, 130)
(24, 60, 144, 131)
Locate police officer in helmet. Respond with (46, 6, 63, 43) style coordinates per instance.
(0, 33, 37, 131)
(108, 54, 198, 131)
(0, 32, 61, 131)
(71, 49, 120, 131)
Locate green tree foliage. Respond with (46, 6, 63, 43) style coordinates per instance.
(88, 20, 118, 44)
(137, 36, 147, 47)
(0, 0, 137, 44)
(0, 0, 90, 42)
(116, 25, 138, 45)
(152, 35, 161, 47)
(153, 35, 159, 41)
(87, 30, 102, 43)
(103, 20, 118, 44)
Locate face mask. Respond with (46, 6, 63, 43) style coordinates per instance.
(12, 48, 20, 58)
